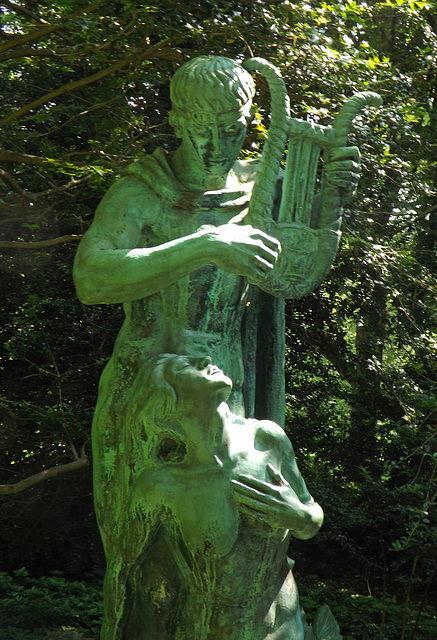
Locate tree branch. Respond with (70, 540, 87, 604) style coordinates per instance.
(0, 216, 27, 225)
(0, 234, 83, 249)
(0, 45, 80, 63)
(0, 149, 83, 168)
(0, 23, 61, 54)
(33, 174, 93, 200)
(0, 0, 51, 24)
(0, 446, 90, 496)
(0, 172, 91, 207)
(0, 167, 32, 199)
(0, 39, 172, 126)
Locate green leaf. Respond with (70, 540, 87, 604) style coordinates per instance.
(313, 605, 342, 640)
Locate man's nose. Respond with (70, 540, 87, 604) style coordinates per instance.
(210, 127, 224, 156)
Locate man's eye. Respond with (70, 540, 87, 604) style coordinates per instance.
(226, 125, 239, 134)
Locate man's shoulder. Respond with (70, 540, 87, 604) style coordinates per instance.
(122, 148, 167, 178)
(121, 148, 181, 204)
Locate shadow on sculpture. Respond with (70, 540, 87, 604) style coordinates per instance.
(100, 354, 323, 640)
(73, 55, 381, 639)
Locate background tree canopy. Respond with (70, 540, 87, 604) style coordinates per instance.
(0, 1, 436, 638)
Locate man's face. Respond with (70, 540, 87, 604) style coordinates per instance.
(167, 355, 232, 404)
(181, 114, 248, 176)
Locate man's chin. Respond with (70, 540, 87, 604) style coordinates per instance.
(206, 163, 232, 175)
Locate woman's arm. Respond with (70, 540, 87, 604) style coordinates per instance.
(231, 422, 323, 538)
(231, 464, 323, 539)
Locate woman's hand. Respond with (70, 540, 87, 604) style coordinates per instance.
(231, 463, 323, 538)
(231, 464, 300, 530)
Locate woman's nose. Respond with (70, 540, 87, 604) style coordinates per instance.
(196, 356, 211, 369)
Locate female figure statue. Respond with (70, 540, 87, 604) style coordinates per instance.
(101, 353, 324, 640)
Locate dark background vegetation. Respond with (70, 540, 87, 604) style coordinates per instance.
(0, 1, 436, 638)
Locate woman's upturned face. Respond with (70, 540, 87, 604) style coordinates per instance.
(181, 114, 248, 176)
(167, 355, 232, 404)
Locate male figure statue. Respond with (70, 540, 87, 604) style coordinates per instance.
(73, 54, 359, 431)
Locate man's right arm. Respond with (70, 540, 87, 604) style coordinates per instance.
(73, 176, 213, 304)
(73, 176, 281, 305)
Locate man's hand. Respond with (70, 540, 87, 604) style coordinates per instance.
(323, 146, 361, 203)
(206, 223, 281, 282)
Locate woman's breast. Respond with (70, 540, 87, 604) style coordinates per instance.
(172, 468, 239, 559)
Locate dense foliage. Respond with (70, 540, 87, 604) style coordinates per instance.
(0, 568, 102, 639)
(1, 1, 436, 638)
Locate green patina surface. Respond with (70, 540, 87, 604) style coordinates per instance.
(73, 56, 380, 639)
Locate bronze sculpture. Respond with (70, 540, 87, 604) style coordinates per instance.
(73, 55, 380, 639)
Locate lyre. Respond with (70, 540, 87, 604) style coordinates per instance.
(242, 57, 382, 298)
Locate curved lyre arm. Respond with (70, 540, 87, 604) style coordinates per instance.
(332, 91, 383, 146)
(318, 91, 383, 230)
(242, 58, 289, 224)
(238, 59, 382, 299)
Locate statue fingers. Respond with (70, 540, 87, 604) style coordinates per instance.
(241, 223, 280, 246)
(328, 145, 361, 163)
(324, 159, 361, 174)
(238, 243, 279, 277)
(232, 492, 270, 513)
(236, 500, 271, 521)
(238, 253, 274, 282)
(231, 478, 268, 499)
(246, 229, 281, 255)
(324, 171, 361, 190)
(266, 463, 287, 486)
(254, 259, 274, 277)
(256, 230, 282, 253)
(232, 475, 283, 500)
(217, 223, 281, 256)
(255, 247, 279, 269)
(231, 488, 283, 523)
